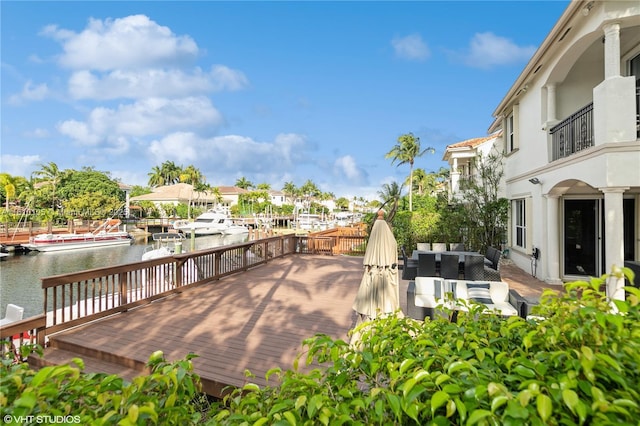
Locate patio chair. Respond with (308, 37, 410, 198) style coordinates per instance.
(432, 243, 447, 252)
(440, 253, 460, 279)
(0, 304, 24, 327)
(407, 277, 448, 320)
(483, 247, 502, 281)
(401, 246, 418, 281)
(464, 254, 485, 280)
(417, 253, 437, 277)
(449, 242, 465, 251)
(416, 242, 431, 251)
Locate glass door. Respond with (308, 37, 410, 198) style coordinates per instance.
(564, 199, 601, 276)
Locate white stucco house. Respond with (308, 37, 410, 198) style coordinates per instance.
(488, 0, 639, 300)
(443, 130, 504, 201)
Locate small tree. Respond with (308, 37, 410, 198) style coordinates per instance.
(453, 151, 508, 253)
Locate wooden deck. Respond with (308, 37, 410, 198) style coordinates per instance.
(31, 255, 367, 398)
(26, 251, 559, 399)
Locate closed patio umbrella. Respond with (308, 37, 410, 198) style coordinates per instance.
(352, 210, 401, 321)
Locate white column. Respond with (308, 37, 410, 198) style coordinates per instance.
(603, 22, 621, 79)
(546, 83, 557, 122)
(450, 157, 460, 200)
(544, 194, 562, 285)
(593, 20, 635, 145)
(602, 187, 628, 301)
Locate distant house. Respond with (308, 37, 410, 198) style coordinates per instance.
(490, 0, 639, 300)
(443, 131, 504, 201)
(268, 190, 286, 207)
(130, 183, 238, 215)
(217, 186, 249, 212)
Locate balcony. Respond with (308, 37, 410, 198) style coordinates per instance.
(550, 103, 594, 161)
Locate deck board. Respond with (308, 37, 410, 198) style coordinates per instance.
(41, 255, 367, 396)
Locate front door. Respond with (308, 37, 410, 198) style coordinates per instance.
(564, 199, 601, 276)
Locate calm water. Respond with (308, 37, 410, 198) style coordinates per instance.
(0, 233, 249, 319)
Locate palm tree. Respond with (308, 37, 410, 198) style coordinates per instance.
(159, 161, 181, 185)
(282, 181, 298, 204)
(235, 177, 254, 190)
(377, 181, 404, 223)
(32, 162, 62, 210)
(148, 166, 164, 187)
(180, 165, 204, 185)
(407, 168, 428, 195)
(385, 133, 434, 211)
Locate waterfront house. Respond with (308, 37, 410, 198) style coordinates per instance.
(443, 130, 504, 201)
(489, 0, 639, 300)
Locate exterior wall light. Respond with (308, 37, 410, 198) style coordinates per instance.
(529, 177, 541, 185)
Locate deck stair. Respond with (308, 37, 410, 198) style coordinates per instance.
(29, 327, 150, 382)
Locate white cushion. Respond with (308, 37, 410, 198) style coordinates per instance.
(414, 277, 445, 308)
(455, 281, 517, 316)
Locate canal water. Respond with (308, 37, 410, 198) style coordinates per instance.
(0, 233, 249, 320)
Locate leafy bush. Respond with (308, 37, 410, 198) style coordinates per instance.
(212, 269, 639, 425)
(1, 351, 206, 425)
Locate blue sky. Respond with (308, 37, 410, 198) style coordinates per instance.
(1, 1, 569, 200)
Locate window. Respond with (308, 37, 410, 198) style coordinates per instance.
(507, 114, 514, 152)
(513, 199, 526, 248)
(505, 104, 519, 153)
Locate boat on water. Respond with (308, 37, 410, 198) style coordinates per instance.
(173, 209, 248, 236)
(142, 232, 185, 260)
(22, 219, 133, 252)
(221, 219, 250, 236)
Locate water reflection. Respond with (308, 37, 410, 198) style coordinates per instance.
(0, 233, 249, 319)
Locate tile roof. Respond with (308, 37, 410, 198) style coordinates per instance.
(447, 130, 503, 149)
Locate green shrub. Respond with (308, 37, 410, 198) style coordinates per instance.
(212, 268, 640, 425)
(1, 351, 205, 425)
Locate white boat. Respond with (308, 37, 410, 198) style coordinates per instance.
(142, 232, 185, 260)
(221, 219, 250, 235)
(173, 209, 234, 235)
(22, 219, 133, 252)
(296, 213, 321, 230)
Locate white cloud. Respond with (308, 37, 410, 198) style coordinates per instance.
(44, 15, 198, 71)
(463, 32, 537, 69)
(68, 66, 248, 100)
(148, 132, 314, 180)
(58, 96, 223, 148)
(333, 155, 367, 184)
(391, 34, 430, 61)
(0, 154, 42, 176)
(8, 81, 50, 105)
(209, 65, 250, 92)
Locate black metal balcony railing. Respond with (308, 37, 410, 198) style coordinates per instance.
(550, 103, 594, 161)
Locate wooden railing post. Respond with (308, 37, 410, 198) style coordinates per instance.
(119, 272, 128, 307)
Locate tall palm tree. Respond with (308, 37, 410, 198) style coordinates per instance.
(377, 181, 404, 223)
(148, 166, 165, 187)
(282, 181, 298, 204)
(32, 162, 62, 210)
(385, 133, 434, 211)
(235, 177, 254, 190)
(180, 165, 204, 185)
(159, 161, 181, 185)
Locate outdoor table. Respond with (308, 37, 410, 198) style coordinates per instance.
(411, 250, 482, 263)
(411, 250, 484, 278)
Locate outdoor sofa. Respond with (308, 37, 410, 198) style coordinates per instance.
(407, 277, 528, 320)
